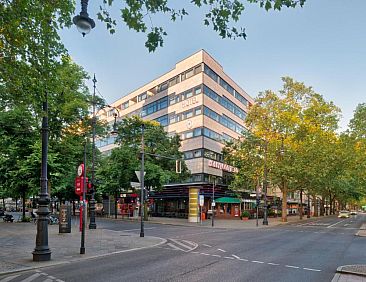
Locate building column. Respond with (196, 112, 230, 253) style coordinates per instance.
(188, 188, 199, 223)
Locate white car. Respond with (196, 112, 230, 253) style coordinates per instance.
(338, 210, 350, 218)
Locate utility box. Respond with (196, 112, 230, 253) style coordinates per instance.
(59, 204, 71, 233)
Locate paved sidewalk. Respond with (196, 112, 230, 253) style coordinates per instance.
(332, 266, 366, 282)
(355, 223, 366, 237)
(0, 221, 165, 275)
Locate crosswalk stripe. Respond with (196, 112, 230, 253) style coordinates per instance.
(0, 274, 20, 282)
(43, 279, 53, 282)
(182, 240, 197, 248)
(169, 239, 194, 251)
(20, 273, 41, 282)
(167, 243, 187, 252)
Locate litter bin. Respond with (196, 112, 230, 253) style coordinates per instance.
(59, 204, 71, 233)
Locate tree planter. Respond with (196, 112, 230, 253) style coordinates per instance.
(241, 217, 249, 221)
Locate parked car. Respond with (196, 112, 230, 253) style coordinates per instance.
(350, 210, 357, 215)
(0, 209, 4, 217)
(338, 210, 350, 218)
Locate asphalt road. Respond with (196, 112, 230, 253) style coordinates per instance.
(2, 214, 366, 282)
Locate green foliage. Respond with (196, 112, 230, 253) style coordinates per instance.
(241, 210, 250, 218)
(98, 0, 306, 52)
(97, 116, 189, 195)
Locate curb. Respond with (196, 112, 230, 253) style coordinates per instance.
(336, 265, 366, 277)
(0, 236, 167, 277)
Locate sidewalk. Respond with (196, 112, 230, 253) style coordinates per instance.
(0, 221, 166, 275)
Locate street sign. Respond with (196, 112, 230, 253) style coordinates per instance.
(130, 182, 140, 188)
(212, 201, 216, 207)
(135, 171, 146, 183)
(199, 195, 204, 207)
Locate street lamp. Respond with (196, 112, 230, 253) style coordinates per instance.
(73, 0, 95, 37)
(262, 140, 269, 226)
(33, 99, 51, 261)
(140, 123, 145, 237)
(89, 74, 97, 229)
(211, 178, 215, 227)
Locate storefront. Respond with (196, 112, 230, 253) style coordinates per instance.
(213, 197, 241, 219)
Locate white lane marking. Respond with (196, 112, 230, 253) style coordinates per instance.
(170, 238, 197, 251)
(267, 262, 280, 266)
(239, 258, 248, 262)
(122, 227, 156, 232)
(303, 268, 322, 272)
(252, 260, 265, 264)
(224, 256, 234, 260)
(285, 265, 300, 269)
(0, 275, 20, 282)
(43, 279, 53, 282)
(327, 219, 346, 228)
(182, 240, 198, 248)
(202, 244, 212, 248)
(56, 280, 65, 282)
(167, 243, 187, 252)
(211, 254, 221, 258)
(20, 273, 41, 282)
(344, 224, 349, 226)
(217, 248, 226, 252)
(200, 253, 211, 256)
(191, 251, 199, 254)
(232, 255, 241, 259)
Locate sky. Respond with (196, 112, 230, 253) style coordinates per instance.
(60, 0, 366, 131)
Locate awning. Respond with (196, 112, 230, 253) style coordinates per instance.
(215, 197, 241, 204)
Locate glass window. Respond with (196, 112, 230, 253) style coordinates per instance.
(204, 64, 219, 82)
(169, 76, 179, 87)
(184, 110, 193, 119)
(122, 101, 129, 109)
(185, 131, 193, 139)
(219, 79, 234, 95)
(184, 151, 193, 159)
(138, 92, 147, 102)
(155, 115, 168, 127)
(195, 107, 202, 115)
(194, 86, 202, 95)
(193, 150, 202, 158)
(141, 97, 168, 117)
(235, 91, 248, 106)
(194, 64, 202, 75)
(193, 127, 202, 137)
(158, 82, 168, 92)
(185, 68, 194, 79)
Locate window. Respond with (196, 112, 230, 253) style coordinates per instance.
(194, 64, 202, 75)
(169, 94, 179, 105)
(184, 151, 194, 159)
(219, 78, 234, 95)
(155, 115, 168, 127)
(203, 127, 221, 141)
(194, 86, 202, 95)
(169, 76, 179, 87)
(122, 101, 129, 109)
(193, 150, 202, 158)
(193, 127, 202, 137)
(185, 68, 194, 79)
(195, 107, 202, 115)
(141, 96, 168, 117)
(183, 110, 193, 119)
(204, 64, 219, 82)
(158, 82, 168, 93)
(235, 91, 248, 106)
(138, 92, 147, 102)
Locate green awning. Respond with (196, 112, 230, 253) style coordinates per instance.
(215, 197, 241, 204)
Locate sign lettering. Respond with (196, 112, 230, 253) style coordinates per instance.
(208, 160, 239, 173)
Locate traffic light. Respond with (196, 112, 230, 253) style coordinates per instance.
(175, 160, 182, 174)
(256, 198, 261, 207)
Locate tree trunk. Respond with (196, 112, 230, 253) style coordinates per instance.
(313, 195, 318, 217)
(299, 189, 303, 220)
(22, 190, 26, 220)
(2, 198, 5, 209)
(15, 197, 18, 211)
(72, 200, 76, 216)
(320, 197, 325, 216)
(114, 191, 118, 219)
(281, 182, 287, 222)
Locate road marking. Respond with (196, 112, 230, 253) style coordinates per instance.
(217, 248, 226, 252)
(167, 243, 187, 252)
(202, 244, 212, 247)
(0, 275, 20, 282)
(285, 265, 300, 269)
(200, 252, 211, 256)
(48, 276, 55, 279)
(327, 219, 346, 228)
(267, 262, 280, 266)
(182, 240, 199, 248)
(20, 273, 41, 282)
(170, 238, 197, 251)
(239, 258, 248, 262)
(252, 260, 264, 264)
(303, 268, 321, 272)
(231, 255, 241, 259)
(122, 227, 156, 232)
(56, 279, 65, 282)
(344, 224, 349, 226)
(191, 251, 199, 254)
(224, 256, 234, 260)
(211, 254, 221, 258)
(43, 279, 53, 282)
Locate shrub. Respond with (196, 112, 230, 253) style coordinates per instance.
(241, 211, 250, 219)
(21, 216, 31, 222)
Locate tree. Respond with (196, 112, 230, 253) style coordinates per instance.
(96, 116, 189, 206)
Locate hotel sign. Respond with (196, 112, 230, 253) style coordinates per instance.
(182, 97, 198, 108)
(208, 160, 239, 173)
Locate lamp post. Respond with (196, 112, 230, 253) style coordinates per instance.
(211, 178, 215, 227)
(89, 74, 97, 230)
(73, 0, 95, 36)
(33, 99, 51, 261)
(307, 192, 311, 218)
(140, 124, 145, 237)
(80, 140, 87, 254)
(262, 140, 268, 226)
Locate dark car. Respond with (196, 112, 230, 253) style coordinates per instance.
(0, 209, 4, 216)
